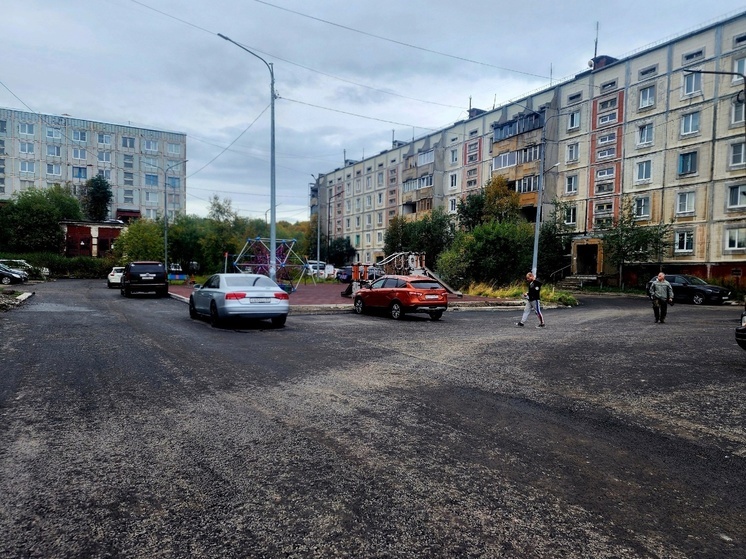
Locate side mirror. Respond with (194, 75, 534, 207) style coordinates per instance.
(193, 284, 202, 289)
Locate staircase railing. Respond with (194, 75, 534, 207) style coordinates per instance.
(549, 264, 572, 283)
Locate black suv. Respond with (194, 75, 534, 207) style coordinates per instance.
(120, 261, 168, 297)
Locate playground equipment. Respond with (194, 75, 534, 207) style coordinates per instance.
(232, 237, 313, 291)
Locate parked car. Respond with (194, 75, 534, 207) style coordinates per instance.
(0, 264, 26, 285)
(337, 265, 385, 283)
(353, 274, 448, 320)
(189, 273, 289, 328)
(645, 274, 731, 305)
(305, 260, 327, 278)
(120, 261, 168, 297)
(107, 266, 124, 288)
(0, 259, 48, 277)
(736, 311, 746, 351)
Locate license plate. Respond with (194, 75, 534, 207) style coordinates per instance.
(249, 297, 271, 303)
(425, 294, 440, 300)
(723, 297, 729, 300)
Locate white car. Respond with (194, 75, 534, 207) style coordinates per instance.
(107, 266, 124, 288)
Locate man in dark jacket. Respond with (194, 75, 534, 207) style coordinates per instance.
(516, 272, 545, 328)
(649, 272, 674, 323)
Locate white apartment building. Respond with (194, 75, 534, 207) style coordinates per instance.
(315, 11, 746, 281)
(0, 108, 187, 222)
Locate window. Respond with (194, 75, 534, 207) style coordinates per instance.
(595, 182, 613, 194)
(124, 172, 134, 186)
(144, 139, 158, 152)
(595, 202, 613, 214)
(377, 212, 383, 225)
(73, 130, 87, 142)
(564, 205, 577, 225)
(19, 123, 34, 135)
(47, 127, 61, 139)
(519, 145, 540, 163)
(167, 176, 180, 188)
(142, 156, 157, 170)
(516, 175, 539, 193)
(450, 149, 458, 164)
(734, 99, 745, 124)
(596, 167, 614, 179)
(677, 191, 695, 213)
(681, 112, 700, 135)
(365, 195, 372, 208)
(97, 151, 111, 163)
(365, 214, 372, 226)
(417, 150, 434, 166)
(601, 80, 617, 92)
(634, 197, 650, 218)
(568, 111, 580, 130)
(683, 72, 701, 96)
(599, 98, 617, 110)
(449, 173, 457, 189)
(377, 172, 383, 186)
(638, 123, 653, 145)
(73, 148, 86, 160)
(72, 166, 87, 179)
(98, 133, 111, 145)
(46, 163, 61, 176)
(494, 151, 517, 169)
(675, 231, 694, 252)
(598, 132, 616, 145)
(124, 154, 134, 169)
(19, 141, 34, 154)
(469, 129, 478, 138)
(449, 198, 457, 212)
(366, 176, 372, 189)
(566, 175, 578, 194)
(568, 92, 582, 104)
(98, 169, 111, 180)
(47, 145, 61, 157)
(597, 147, 616, 159)
(377, 192, 383, 205)
(566, 143, 579, 162)
(598, 111, 617, 125)
(639, 85, 655, 108)
(20, 180, 34, 190)
(355, 216, 361, 228)
(123, 189, 134, 204)
(167, 143, 180, 155)
(636, 160, 652, 182)
(467, 152, 479, 163)
(727, 228, 746, 249)
(729, 184, 746, 207)
(678, 152, 698, 175)
(0, 120, 5, 134)
(145, 191, 158, 203)
(122, 136, 135, 148)
(145, 173, 158, 186)
(730, 143, 745, 166)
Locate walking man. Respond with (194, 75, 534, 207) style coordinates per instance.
(517, 272, 545, 328)
(649, 272, 674, 323)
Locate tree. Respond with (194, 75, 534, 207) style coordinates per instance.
(537, 199, 574, 279)
(384, 215, 410, 254)
(409, 208, 454, 269)
(112, 218, 164, 261)
(326, 237, 357, 266)
(483, 175, 521, 223)
(82, 175, 113, 221)
(456, 192, 486, 232)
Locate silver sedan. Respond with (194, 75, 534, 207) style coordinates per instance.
(189, 273, 289, 328)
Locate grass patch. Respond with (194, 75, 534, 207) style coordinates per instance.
(465, 282, 578, 306)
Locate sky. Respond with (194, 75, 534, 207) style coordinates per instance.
(3, 1, 746, 222)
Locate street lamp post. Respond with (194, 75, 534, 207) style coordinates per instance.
(163, 159, 187, 272)
(218, 33, 277, 282)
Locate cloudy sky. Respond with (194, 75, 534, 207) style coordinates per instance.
(3, 1, 745, 222)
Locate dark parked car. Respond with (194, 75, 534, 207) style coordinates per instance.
(736, 312, 746, 351)
(0, 264, 26, 285)
(353, 274, 448, 320)
(646, 274, 731, 305)
(120, 261, 168, 297)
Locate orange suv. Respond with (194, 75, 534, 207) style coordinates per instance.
(353, 275, 448, 320)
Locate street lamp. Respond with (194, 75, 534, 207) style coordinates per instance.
(218, 33, 277, 282)
(163, 159, 187, 272)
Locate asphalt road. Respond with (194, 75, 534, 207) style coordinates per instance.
(1, 280, 744, 558)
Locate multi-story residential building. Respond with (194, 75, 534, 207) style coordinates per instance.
(314, 11, 746, 281)
(0, 108, 187, 223)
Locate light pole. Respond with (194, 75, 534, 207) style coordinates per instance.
(163, 159, 187, 272)
(218, 33, 277, 282)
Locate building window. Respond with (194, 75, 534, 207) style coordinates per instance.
(122, 136, 135, 148)
(167, 142, 180, 155)
(377, 231, 383, 243)
(683, 72, 702, 96)
(638, 123, 653, 145)
(595, 182, 614, 194)
(21, 161, 35, 173)
(564, 205, 577, 225)
(73, 130, 87, 142)
(124, 172, 134, 186)
(597, 147, 616, 159)
(683, 49, 704, 64)
(19, 141, 34, 154)
(596, 167, 614, 179)
(72, 166, 87, 179)
(47, 127, 61, 139)
(494, 151, 517, 169)
(377, 172, 384, 186)
(566, 143, 579, 162)
(599, 98, 617, 111)
(167, 176, 180, 188)
(448, 198, 457, 213)
(516, 175, 540, 193)
(97, 151, 111, 163)
(678, 151, 698, 175)
(145, 173, 158, 186)
(598, 132, 616, 145)
(124, 154, 134, 169)
(47, 145, 61, 157)
(681, 112, 700, 135)
(377, 212, 383, 225)
(634, 197, 650, 218)
(46, 163, 61, 176)
(598, 111, 617, 125)
(677, 191, 695, 214)
(567, 92, 582, 104)
(730, 143, 745, 166)
(726, 228, 746, 250)
(355, 216, 361, 228)
(728, 184, 746, 208)
(365, 195, 372, 208)
(417, 150, 434, 166)
(19, 123, 34, 135)
(449, 173, 457, 189)
(98, 133, 111, 145)
(0, 120, 6, 134)
(144, 139, 158, 152)
(675, 231, 694, 252)
(734, 99, 745, 124)
(144, 191, 157, 203)
(122, 189, 134, 204)
(636, 160, 652, 182)
(98, 169, 111, 180)
(566, 175, 578, 194)
(519, 145, 540, 163)
(639, 85, 655, 108)
(450, 149, 458, 164)
(568, 111, 580, 130)
(377, 192, 383, 205)
(73, 148, 86, 160)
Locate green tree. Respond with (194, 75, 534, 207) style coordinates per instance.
(484, 175, 521, 223)
(326, 237, 357, 266)
(456, 192, 485, 232)
(384, 215, 411, 254)
(0, 185, 82, 252)
(112, 218, 164, 261)
(409, 207, 454, 269)
(82, 175, 113, 221)
(537, 200, 574, 279)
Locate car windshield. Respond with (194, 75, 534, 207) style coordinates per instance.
(681, 275, 708, 285)
(224, 275, 278, 288)
(409, 280, 442, 289)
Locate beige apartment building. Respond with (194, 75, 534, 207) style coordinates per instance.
(314, 11, 746, 282)
(0, 108, 187, 223)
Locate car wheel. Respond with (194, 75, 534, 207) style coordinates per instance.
(271, 315, 287, 328)
(692, 292, 705, 305)
(389, 301, 404, 320)
(429, 310, 443, 321)
(353, 297, 365, 315)
(209, 302, 221, 327)
(1, 276, 11, 285)
(189, 297, 198, 319)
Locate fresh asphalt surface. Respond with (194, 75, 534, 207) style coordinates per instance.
(1, 279, 744, 558)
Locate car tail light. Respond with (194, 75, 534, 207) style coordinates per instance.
(225, 292, 246, 300)
(274, 292, 289, 300)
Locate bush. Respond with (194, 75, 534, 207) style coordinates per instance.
(0, 252, 117, 279)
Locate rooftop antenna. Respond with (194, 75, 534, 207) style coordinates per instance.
(594, 21, 599, 58)
(493, 94, 497, 110)
(550, 63, 553, 86)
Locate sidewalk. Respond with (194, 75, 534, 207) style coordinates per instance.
(168, 281, 519, 312)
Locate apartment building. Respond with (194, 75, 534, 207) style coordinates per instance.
(0, 108, 187, 223)
(314, 11, 746, 280)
